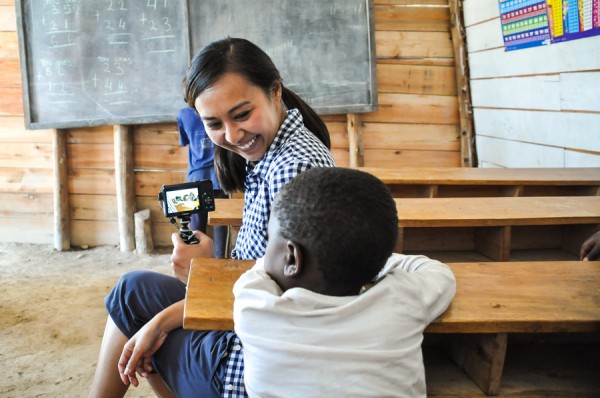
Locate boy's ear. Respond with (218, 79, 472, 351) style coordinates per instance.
(283, 240, 303, 277)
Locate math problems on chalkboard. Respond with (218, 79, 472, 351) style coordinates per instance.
(16, 0, 189, 129)
(16, 0, 376, 130)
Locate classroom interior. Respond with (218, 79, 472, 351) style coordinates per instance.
(1, 0, 599, 397)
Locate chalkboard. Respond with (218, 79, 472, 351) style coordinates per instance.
(16, 0, 376, 130)
(189, 0, 377, 116)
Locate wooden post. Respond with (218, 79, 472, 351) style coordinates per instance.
(134, 209, 154, 254)
(449, 0, 476, 167)
(347, 113, 364, 167)
(114, 125, 136, 252)
(53, 129, 70, 251)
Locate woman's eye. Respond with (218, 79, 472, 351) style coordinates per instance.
(235, 110, 251, 121)
(206, 122, 222, 129)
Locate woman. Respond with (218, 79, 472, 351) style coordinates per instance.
(89, 37, 335, 398)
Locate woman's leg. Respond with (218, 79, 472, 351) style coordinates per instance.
(88, 316, 130, 398)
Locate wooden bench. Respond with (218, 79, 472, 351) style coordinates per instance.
(183, 259, 600, 396)
(209, 196, 600, 262)
(353, 167, 600, 198)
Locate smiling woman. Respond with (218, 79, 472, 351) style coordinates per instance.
(185, 37, 335, 261)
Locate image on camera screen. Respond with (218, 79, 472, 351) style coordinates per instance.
(165, 188, 200, 215)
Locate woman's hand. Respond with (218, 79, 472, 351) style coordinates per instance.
(117, 320, 168, 387)
(171, 230, 215, 283)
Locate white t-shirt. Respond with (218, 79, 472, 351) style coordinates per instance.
(233, 253, 456, 398)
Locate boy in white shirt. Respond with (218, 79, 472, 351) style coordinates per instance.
(233, 167, 456, 397)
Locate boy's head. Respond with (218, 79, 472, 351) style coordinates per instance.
(263, 167, 399, 296)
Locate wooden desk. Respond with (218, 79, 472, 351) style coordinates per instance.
(184, 259, 600, 395)
(209, 196, 600, 261)
(184, 259, 600, 333)
(210, 196, 600, 228)
(353, 167, 600, 198)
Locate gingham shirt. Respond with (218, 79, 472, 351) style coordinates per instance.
(222, 109, 334, 397)
(230, 108, 335, 260)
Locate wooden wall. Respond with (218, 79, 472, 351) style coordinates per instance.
(0, 0, 462, 247)
(464, 0, 600, 168)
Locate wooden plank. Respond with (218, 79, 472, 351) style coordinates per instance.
(363, 123, 460, 147)
(325, 121, 349, 149)
(0, 217, 53, 244)
(0, 116, 52, 141)
(0, 167, 53, 193)
(208, 196, 600, 228)
(347, 113, 363, 167)
(474, 226, 510, 261)
(133, 124, 179, 145)
(376, 30, 455, 59)
(0, 58, 20, 88)
(468, 35, 600, 79)
(67, 143, 114, 169)
(449, 0, 476, 167)
(331, 148, 349, 167)
(444, 333, 507, 395)
(53, 129, 70, 251)
(67, 127, 114, 144)
(462, 0, 500, 27)
(0, 32, 19, 58)
(363, 148, 460, 167)
(114, 125, 135, 252)
(377, 64, 457, 95)
(70, 220, 119, 247)
(135, 170, 187, 197)
(70, 194, 118, 221)
(134, 144, 187, 170)
(362, 93, 459, 125)
(68, 168, 116, 195)
(375, 4, 450, 32)
(0, 86, 23, 116)
(560, 71, 600, 112)
(473, 109, 600, 153)
(0, 5, 16, 31)
(184, 260, 600, 333)
(358, 167, 600, 187)
(0, 142, 53, 168)
(471, 75, 562, 111)
(0, 192, 52, 217)
(476, 136, 565, 168)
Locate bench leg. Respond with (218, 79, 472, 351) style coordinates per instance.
(443, 333, 507, 396)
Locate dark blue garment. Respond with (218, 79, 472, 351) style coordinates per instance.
(105, 270, 236, 398)
(177, 107, 220, 190)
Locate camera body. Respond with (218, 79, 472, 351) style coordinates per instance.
(157, 180, 216, 244)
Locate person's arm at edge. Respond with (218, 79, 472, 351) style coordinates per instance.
(581, 231, 600, 261)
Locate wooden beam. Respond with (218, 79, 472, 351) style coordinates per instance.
(449, 0, 476, 167)
(444, 333, 507, 396)
(53, 129, 70, 251)
(347, 113, 364, 167)
(114, 125, 136, 252)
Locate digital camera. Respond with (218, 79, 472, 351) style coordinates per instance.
(157, 180, 216, 244)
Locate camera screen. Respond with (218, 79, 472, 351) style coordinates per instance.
(165, 187, 201, 216)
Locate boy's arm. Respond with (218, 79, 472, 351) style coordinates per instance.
(380, 253, 456, 323)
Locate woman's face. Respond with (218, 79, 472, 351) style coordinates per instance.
(194, 72, 284, 162)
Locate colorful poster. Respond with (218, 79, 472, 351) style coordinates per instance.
(499, 0, 600, 50)
(499, 0, 552, 51)
(547, 0, 600, 43)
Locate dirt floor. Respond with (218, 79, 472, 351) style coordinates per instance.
(0, 242, 174, 397)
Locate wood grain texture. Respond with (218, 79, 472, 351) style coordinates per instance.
(184, 260, 600, 333)
(208, 196, 600, 228)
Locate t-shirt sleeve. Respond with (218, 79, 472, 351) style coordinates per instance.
(177, 109, 190, 147)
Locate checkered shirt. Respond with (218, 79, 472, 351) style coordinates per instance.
(230, 108, 335, 260)
(222, 335, 246, 398)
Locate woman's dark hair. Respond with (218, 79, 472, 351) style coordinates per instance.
(185, 37, 330, 193)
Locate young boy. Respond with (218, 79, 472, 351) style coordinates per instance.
(232, 167, 456, 397)
(113, 167, 455, 397)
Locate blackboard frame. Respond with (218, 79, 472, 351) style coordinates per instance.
(16, 0, 377, 130)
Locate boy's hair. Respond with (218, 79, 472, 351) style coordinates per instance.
(273, 167, 399, 289)
(185, 37, 331, 194)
